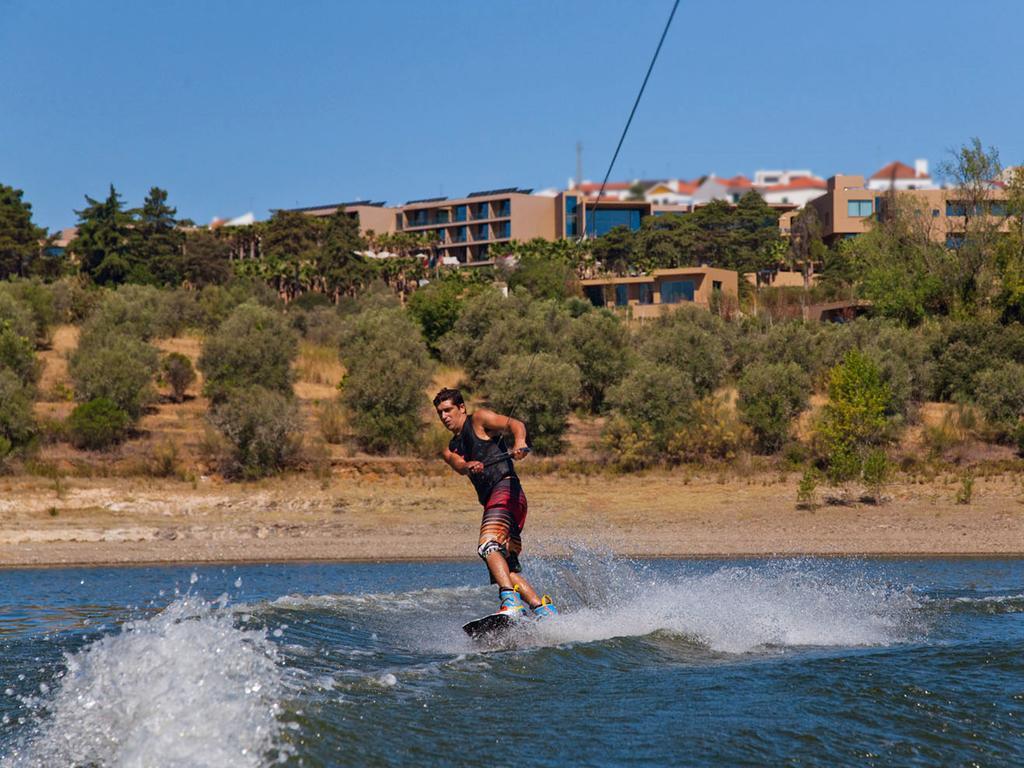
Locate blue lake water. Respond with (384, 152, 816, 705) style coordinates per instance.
(1, 552, 1023, 766)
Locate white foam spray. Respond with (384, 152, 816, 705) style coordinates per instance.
(527, 548, 923, 653)
(3, 596, 291, 768)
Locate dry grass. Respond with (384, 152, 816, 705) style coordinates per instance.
(37, 324, 78, 401)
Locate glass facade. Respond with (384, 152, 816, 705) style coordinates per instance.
(638, 284, 653, 305)
(454, 226, 467, 243)
(584, 286, 605, 307)
(494, 199, 510, 217)
(454, 205, 467, 222)
(847, 199, 872, 217)
(564, 195, 579, 236)
(615, 285, 629, 306)
(586, 208, 643, 237)
(494, 221, 510, 238)
(435, 210, 449, 224)
(475, 203, 490, 220)
(475, 224, 489, 240)
(660, 279, 695, 304)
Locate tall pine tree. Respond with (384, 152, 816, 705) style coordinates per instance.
(0, 184, 45, 279)
(70, 185, 135, 285)
(137, 186, 184, 285)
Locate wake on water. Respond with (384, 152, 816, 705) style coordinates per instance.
(2, 548, 942, 767)
(2, 595, 294, 768)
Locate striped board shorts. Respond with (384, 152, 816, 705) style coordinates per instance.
(478, 478, 528, 579)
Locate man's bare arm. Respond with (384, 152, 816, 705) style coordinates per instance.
(473, 409, 529, 459)
(442, 446, 483, 475)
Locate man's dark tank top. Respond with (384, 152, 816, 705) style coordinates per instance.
(449, 415, 518, 505)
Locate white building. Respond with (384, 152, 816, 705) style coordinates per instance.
(866, 159, 936, 191)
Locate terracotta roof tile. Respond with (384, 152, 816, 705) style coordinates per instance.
(870, 161, 929, 180)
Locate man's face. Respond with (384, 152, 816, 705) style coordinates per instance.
(435, 399, 466, 433)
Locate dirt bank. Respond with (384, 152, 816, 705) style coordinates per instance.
(1, 470, 1022, 568)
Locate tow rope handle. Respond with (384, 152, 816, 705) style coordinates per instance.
(481, 446, 531, 468)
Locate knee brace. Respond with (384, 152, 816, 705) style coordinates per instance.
(478, 540, 507, 561)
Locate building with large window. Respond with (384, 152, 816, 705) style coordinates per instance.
(808, 174, 1010, 246)
(580, 266, 738, 319)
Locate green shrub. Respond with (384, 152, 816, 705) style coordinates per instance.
(737, 362, 811, 454)
(973, 363, 1024, 442)
(636, 307, 729, 396)
(407, 276, 478, 353)
(293, 305, 347, 347)
(50, 276, 98, 323)
(157, 288, 204, 337)
(0, 369, 37, 457)
(0, 292, 37, 344)
(342, 354, 431, 453)
(567, 309, 632, 413)
(439, 291, 572, 389)
(66, 398, 132, 450)
(605, 360, 697, 456)
(198, 302, 297, 404)
(931, 319, 1024, 401)
(208, 386, 303, 479)
(796, 467, 820, 508)
(0, 320, 40, 387)
(818, 350, 893, 487)
(0, 280, 55, 346)
(485, 352, 581, 455)
(667, 394, 749, 463)
(955, 472, 974, 505)
(81, 284, 168, 342)
(195, 280, 281, 332)
(162, 352, 196, 402)
(69, 332, 159, 419)
(601, 414, 657, 470)
(340, 307, 433, 453)
(860, 448, 892, 501)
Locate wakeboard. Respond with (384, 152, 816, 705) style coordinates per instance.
(462, 612, 517, 640)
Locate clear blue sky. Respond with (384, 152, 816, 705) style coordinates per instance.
(2, 0, 1022, 231)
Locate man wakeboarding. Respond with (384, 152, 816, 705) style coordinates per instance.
(433, 387, 558, 624)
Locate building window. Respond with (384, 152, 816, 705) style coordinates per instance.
(932, 209, 940, 218)
(712, 280, 722, 292)
(454, 226, 467, 243)
(564, 195, 579, 237)
(584, 286, 605, 307)
(435, 210, 449, 224)
(475, 203, 490, 220)
(660, 279, 695, 304)
(847, 199, 872, 217)
(638, 284, 653, 305)
(615, 285, 629, 307)
(494, 221, 510, 238)
(494, 199, 510, 217)
(454, 205, 467, 222)
(475, 223, 489, 240)
(946, 201, 967, 217)
(990, 202, 1008, 217)
(435, 229, 445, 243)
(946, 235, 965, 250)
(587, 208, 643, 237)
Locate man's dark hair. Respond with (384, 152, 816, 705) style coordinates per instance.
(433, 387, 464, 408)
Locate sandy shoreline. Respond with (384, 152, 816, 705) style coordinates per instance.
(1, 470, 1023, 568)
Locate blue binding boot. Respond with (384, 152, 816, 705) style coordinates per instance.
(532, 595, 558, 618)
(497, 587, 526, 617)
